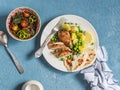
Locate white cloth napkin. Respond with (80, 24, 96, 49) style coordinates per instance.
(80, 46, 120, 90)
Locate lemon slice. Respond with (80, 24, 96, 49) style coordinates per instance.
(84, 31, 93, 45)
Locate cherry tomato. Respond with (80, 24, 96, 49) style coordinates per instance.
(23, 12, 30, 17)
(21, 20, 28, 27)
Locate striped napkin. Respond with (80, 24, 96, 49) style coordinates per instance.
(81, 46, 120, 90)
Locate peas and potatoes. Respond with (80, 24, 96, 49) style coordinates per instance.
(51, 22, 93, 54)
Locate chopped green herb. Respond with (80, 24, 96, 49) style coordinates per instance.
(76, 31, 80, 36)
(75, 23, 78, 25)
(60, 58, 65, 61)
(64, 22, 73, 25)
(83, 31, 86, 34)
(91, 42, 94, 45)
(68, 54, 73, 59)
(64, 22, 67, 24)
(77, 26, 81, 31)
(69, 45, 73, 49)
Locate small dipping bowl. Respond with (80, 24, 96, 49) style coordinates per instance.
(22, 80, 44, 90)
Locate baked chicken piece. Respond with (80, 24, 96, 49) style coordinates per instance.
(58, 30, 72, 47)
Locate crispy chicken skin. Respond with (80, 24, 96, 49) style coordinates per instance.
(47, 41, 72, 57)
(52, 46, 72, 57)
(58, 30, 72, 47)
(58, 47, 72, 57)
(47, 30, 72, 57)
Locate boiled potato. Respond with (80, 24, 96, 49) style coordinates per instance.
(62, 24, 71, 31)
(71, 33, 77, 40)
(71, 26, 78, 33)
(78, 33, 85, 40)
(73, 38, 78, 45)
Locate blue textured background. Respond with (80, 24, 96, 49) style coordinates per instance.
(0, 0, 120, 90)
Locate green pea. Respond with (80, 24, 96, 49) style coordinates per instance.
(51, 38, 54, 41)
(74, 47, 77, 51)
(91, 42, 94, 45)
(70, 45, 73, 49)
(70, 54, 73, 58)
(68, 55, 70, 59)
(61, 58, 65, 61)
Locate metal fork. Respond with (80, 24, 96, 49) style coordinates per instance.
(35, 17, 67, 58)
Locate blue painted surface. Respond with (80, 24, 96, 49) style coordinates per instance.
(0, 0, 120, 90)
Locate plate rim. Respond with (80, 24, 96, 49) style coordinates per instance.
(40, 14, 99, 72)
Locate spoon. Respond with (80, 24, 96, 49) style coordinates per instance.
(0, 31, 24, 74)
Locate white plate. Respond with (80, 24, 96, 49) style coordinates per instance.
(41, 15, 99, 72)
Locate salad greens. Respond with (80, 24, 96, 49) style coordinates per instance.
(10, 12, 38, 40)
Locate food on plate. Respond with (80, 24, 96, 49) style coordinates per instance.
(48, 41, 65, 50)
(84, 31, 93, 45)
(64, 47, 96, 71)
(64, 53, 87, 71)
(58, 30, 72, 47)
(83, 47, 96, 67)
(47, 22, 96, 71)
(9, 12, 38, 40)
(52, 46, 72, 57)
